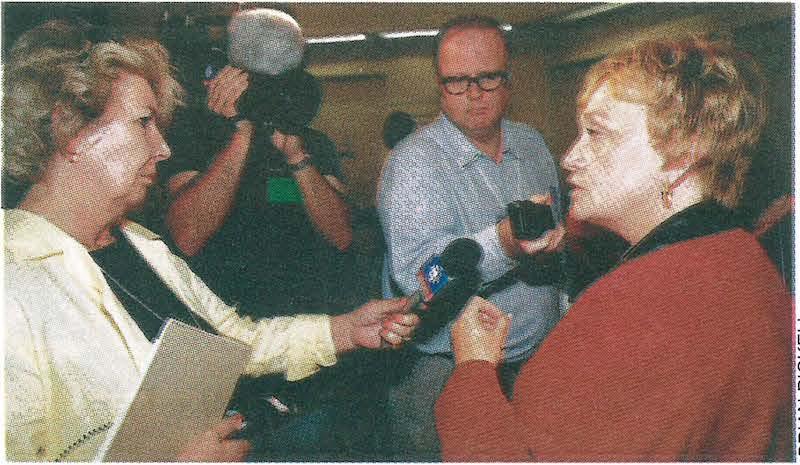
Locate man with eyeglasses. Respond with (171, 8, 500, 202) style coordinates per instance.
(377, 15, 564, 460)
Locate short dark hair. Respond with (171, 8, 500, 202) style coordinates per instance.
(433, 15, 511, 73)
(383, 111, 417, 149)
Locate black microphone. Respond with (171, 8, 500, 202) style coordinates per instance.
(408, 238, 481, 306)
(475, 254, 563, 299)
(475, 268, 520, 299)
(407, 238, 483, 341)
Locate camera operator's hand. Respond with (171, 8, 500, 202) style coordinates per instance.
(205, 66, 249, 119)
(271, 130, 308, 164)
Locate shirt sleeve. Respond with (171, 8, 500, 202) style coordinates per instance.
(173, 252, 337, 381)
(378, 143, 516, 296)
(5, 294, 51, 461)
(435, 360, 530, 461)
(161, 107, 235, 182)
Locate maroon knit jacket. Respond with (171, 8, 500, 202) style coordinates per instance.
(436, 229, 792, 461)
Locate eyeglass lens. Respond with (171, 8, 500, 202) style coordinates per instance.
(441, 71, 508, 95)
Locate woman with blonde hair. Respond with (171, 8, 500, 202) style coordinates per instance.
(436, 37, 791, 461)
(3, 20, 417, 461)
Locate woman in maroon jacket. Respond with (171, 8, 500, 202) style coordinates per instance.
(435, 37, 792, 461)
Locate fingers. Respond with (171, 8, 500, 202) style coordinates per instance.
(382, 314, 419, 337)
(546, 224, 566, 252)
(379, 310, 420, 349)
(211, 413, 246, 440)
(451, 297, 510, 365)
(378, 296, 413, 315)
(177, 415, 250, 462)
(470, 296, 505, 319)
(220, 439, 251, 461)
(517, 234, 550, 255)
(213, 415, 251, 459)
(271, 131, 307, 162)
(529, 192, 553, 206)
(271, 130, 287, 150)
(518, 223, 565, 255)
(206, 66, 248, 118)
(379, 328, 405, 348)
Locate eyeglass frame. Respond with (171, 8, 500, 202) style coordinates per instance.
(438, 70, 511, 95)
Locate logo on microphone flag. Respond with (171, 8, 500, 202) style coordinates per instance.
(416, 255, 450, 302)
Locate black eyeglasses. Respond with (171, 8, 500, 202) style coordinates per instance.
(439, 71, 510, 95)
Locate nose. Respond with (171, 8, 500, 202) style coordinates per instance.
(150, 127, 171, 161)
(465, 81, 485, 100)
(561, 138, 588, 173)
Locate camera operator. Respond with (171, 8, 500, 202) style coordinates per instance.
(160, 11, 358, 458)
(162, 8, 352, 318)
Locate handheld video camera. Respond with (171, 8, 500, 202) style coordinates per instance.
(203, 47, 323, 135)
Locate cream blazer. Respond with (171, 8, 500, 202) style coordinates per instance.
(4, 209, 337, 461)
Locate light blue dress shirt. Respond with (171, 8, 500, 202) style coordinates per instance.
(378, 114, 562, 362)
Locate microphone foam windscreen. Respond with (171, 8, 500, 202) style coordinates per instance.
(440, 238, 482, 277)
(227, 8, 305, 75)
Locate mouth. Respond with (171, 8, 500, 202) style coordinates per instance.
(140, 172, 157, 184)
(565, 176, 580, 190)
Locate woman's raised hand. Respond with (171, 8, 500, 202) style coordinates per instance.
(451, 297, 512, 366)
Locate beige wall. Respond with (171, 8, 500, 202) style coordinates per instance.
(311, 55, 441, 207)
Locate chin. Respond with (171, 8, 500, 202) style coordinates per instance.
(569, 202, 604, 227)
(125, 192, 150, 214)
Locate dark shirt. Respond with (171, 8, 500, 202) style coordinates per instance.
(162, 106, 346, 316)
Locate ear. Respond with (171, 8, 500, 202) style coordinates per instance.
(51, 105, 77, 156)
(661, 156, 694, 173)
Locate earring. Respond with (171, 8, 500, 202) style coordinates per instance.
(660, 178, 673, 210)
(660, 189, 673, 210)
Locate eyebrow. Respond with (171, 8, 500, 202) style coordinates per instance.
(440, 70, 506, 79)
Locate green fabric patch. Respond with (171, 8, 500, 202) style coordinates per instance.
(268, 177, 303, 204)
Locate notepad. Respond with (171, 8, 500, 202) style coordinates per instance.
(98, 319, 252, 461)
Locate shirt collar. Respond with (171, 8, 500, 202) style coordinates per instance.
(620, 200, 745, 263)
(438, 114, 518, 168)
(4, 209, 161, 261)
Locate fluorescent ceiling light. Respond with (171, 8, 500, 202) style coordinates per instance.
(555, 3, 627, 23)
(306, 34, 367, 44)
(380, 29, 439, 39)
(380, 24, 510, 40)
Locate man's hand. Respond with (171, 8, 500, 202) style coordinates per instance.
(271, 130, 308, 164)
(451, 297, 511, 366)
(498, 193, 565, 258)
(205, 66, 249, 119)
(331, 298, 420, 353)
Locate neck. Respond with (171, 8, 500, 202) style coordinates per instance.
(20, 181, 123, 251)
(468, 128, 504, 162)
(615, 181, 704, 244)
